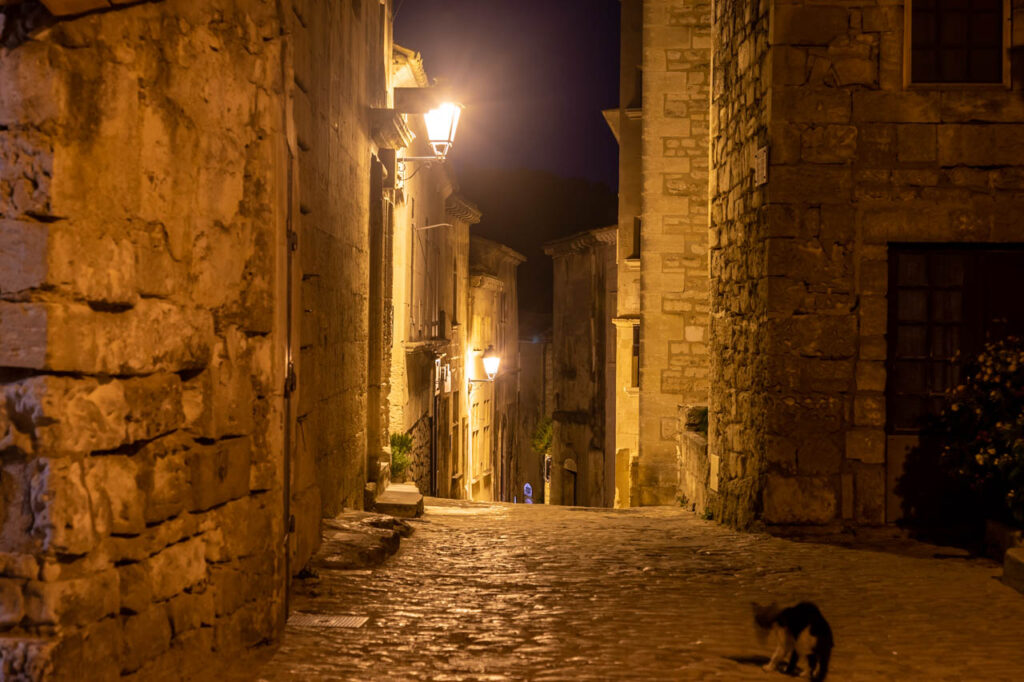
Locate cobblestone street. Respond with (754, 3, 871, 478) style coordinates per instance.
(244, 500, 1024, 681)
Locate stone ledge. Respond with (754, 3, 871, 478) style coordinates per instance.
(1004, 548, 1024, 596)
(311, 511, 413, 572)
(373, 483, 424, 519)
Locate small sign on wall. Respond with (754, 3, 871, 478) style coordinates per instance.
(754, 145, 768, 187)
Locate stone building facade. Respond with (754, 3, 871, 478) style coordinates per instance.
(614, 0, 1024, 530)
(514, 329, 552, 504)
(607, 0, 711, 508)
(0, 0, 420, 677)
(386, 46, 482, 499)
(468, 237, 524, 502)
(544, 227, 617, 507)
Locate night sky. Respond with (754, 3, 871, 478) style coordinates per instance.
(394, 0, 621, 188)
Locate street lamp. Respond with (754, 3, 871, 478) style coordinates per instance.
(402, 102, 463, 162)
(423, 102, 462, 160)
(482, 345, 500, 381)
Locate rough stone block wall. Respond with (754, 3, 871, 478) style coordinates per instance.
(290, 0, 385, 517)
(0, 1, 287, 677)
(708, 0, 771, 528)
(640, 0, 712, 506)
(711, 0, 1024, 528)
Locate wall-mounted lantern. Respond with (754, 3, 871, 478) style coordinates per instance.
(481, 345, 500, 381)
(423, 102, 462, 161)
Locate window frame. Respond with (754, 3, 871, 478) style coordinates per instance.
(902, 0, 1012, 89)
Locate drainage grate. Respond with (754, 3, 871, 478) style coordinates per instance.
(288, 613, 369, 629)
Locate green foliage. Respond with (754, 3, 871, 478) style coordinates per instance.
(898, 337, 1024, 527)
(389, 432, 413, 478)
(677, 494, 690, 508)
(700, 508, 714, 521)
(531, 416, 554, 455)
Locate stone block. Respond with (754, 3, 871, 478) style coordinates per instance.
(855, 395, 886, 427)
(828, 35, 877, 87)
(1005, 548, 1024, 596)
(0, 300, 214, 374)
(0, 41, 66, 126)
(765, 436, 797, 473)
(182, 330, 255, 440)
(845, 429, 885, 464)
(108, 513, 200, 565)
(118, 561, 152, 615)
(0, 579, 25, 628)
(854, 464, 886, 525)
(199, 494, 274, 563)
(121, 605, 171, 674)
(768, 166, 852, 203)
(797, 435, 842, 475)
(189, 437, 251, 512)
(146, 536, 207, 602)
(0, 552, 37, 581)
(938, 125, 1024, 167)
(763, 475, 837, 525)
(772, 6, 849, 45)
(855, 361, 886, 393)
(29, 458, 96, 555)
(841, 473, 854, 520)
(86, 455, 146, 536)
(3, 374, 184, 456)
(773, 88, 851, 124)
(0, 219, 136, 303)
(897, 125, 938, 163)
(140, 435, 190, 524)
(859, 295, 887, 336)
(167, 589, 214, 636)
(47, 617, 122, 682)
(853, 91, 941, 123)
(23, 569, 119, 626)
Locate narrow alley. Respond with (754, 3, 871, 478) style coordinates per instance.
(246, 501, 1024, 681)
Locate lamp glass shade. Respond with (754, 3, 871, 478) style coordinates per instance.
(424, 102, 462, 159)
(482, 347, 500, 380)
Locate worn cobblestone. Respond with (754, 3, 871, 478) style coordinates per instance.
(243, 499, 1024, 681)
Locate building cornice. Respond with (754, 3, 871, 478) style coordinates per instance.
(543, 225, 617, 257)
(446, 194, 483, 224)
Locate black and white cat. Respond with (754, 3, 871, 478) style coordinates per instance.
(752, 601, 833, 681)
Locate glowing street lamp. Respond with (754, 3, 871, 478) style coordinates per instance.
(423, 102, 462, 160)
(482, 345, 501, 381)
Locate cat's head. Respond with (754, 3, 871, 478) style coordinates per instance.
(751, 602, 780, 630)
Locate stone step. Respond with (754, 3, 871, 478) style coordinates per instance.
(373, 483, 424, 518)
(1005, 548, 1024, 595)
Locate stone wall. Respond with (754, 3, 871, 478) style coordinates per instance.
(545, 228, 616, 507)
(707, 0, 1024, 529)
(638, 0, 712, 506)
(0, 0, 392, 676)
(706, 0, 772, 529)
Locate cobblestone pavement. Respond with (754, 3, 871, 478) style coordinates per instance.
(245, 499, 1024, 681)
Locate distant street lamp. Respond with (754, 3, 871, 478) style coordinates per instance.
(482, 345, 501, 381)
(468, 345, 501, 388)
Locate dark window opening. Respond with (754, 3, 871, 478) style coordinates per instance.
(631, 325, 640, 388)
(629, 217, 641, 259)
(910, 0, 1004, 84)
(887, 245, 1024, 434)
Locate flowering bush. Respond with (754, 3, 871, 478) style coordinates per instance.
(900, 337, 1024, 527)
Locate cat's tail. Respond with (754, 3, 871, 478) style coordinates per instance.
(812, 646, 831, 681)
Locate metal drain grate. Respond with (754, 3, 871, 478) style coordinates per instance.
(288, 613, 368, 629)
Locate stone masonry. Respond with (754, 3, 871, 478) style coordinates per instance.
(0, 0, 398, 677)
(638, 0, 712, 506)
(708, 0, 1024, 529)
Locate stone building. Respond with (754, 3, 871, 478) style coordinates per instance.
(612, 0, 1024, 530)
(0, 0, 430, 677)
(544, 227, 618, 507)
(467, 237, 524, 502)
(514, 325, 552, 504)
(606, 0, 711, 508)
(387, 45, 482, 499)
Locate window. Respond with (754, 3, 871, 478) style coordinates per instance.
(631, 325, 640, 388)
(887, 246, 1024, 433)
(908, 0, 1007, 84)
(629, 217, 642, 259)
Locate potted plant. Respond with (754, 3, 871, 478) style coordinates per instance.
(898, 337, 1024, 555)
